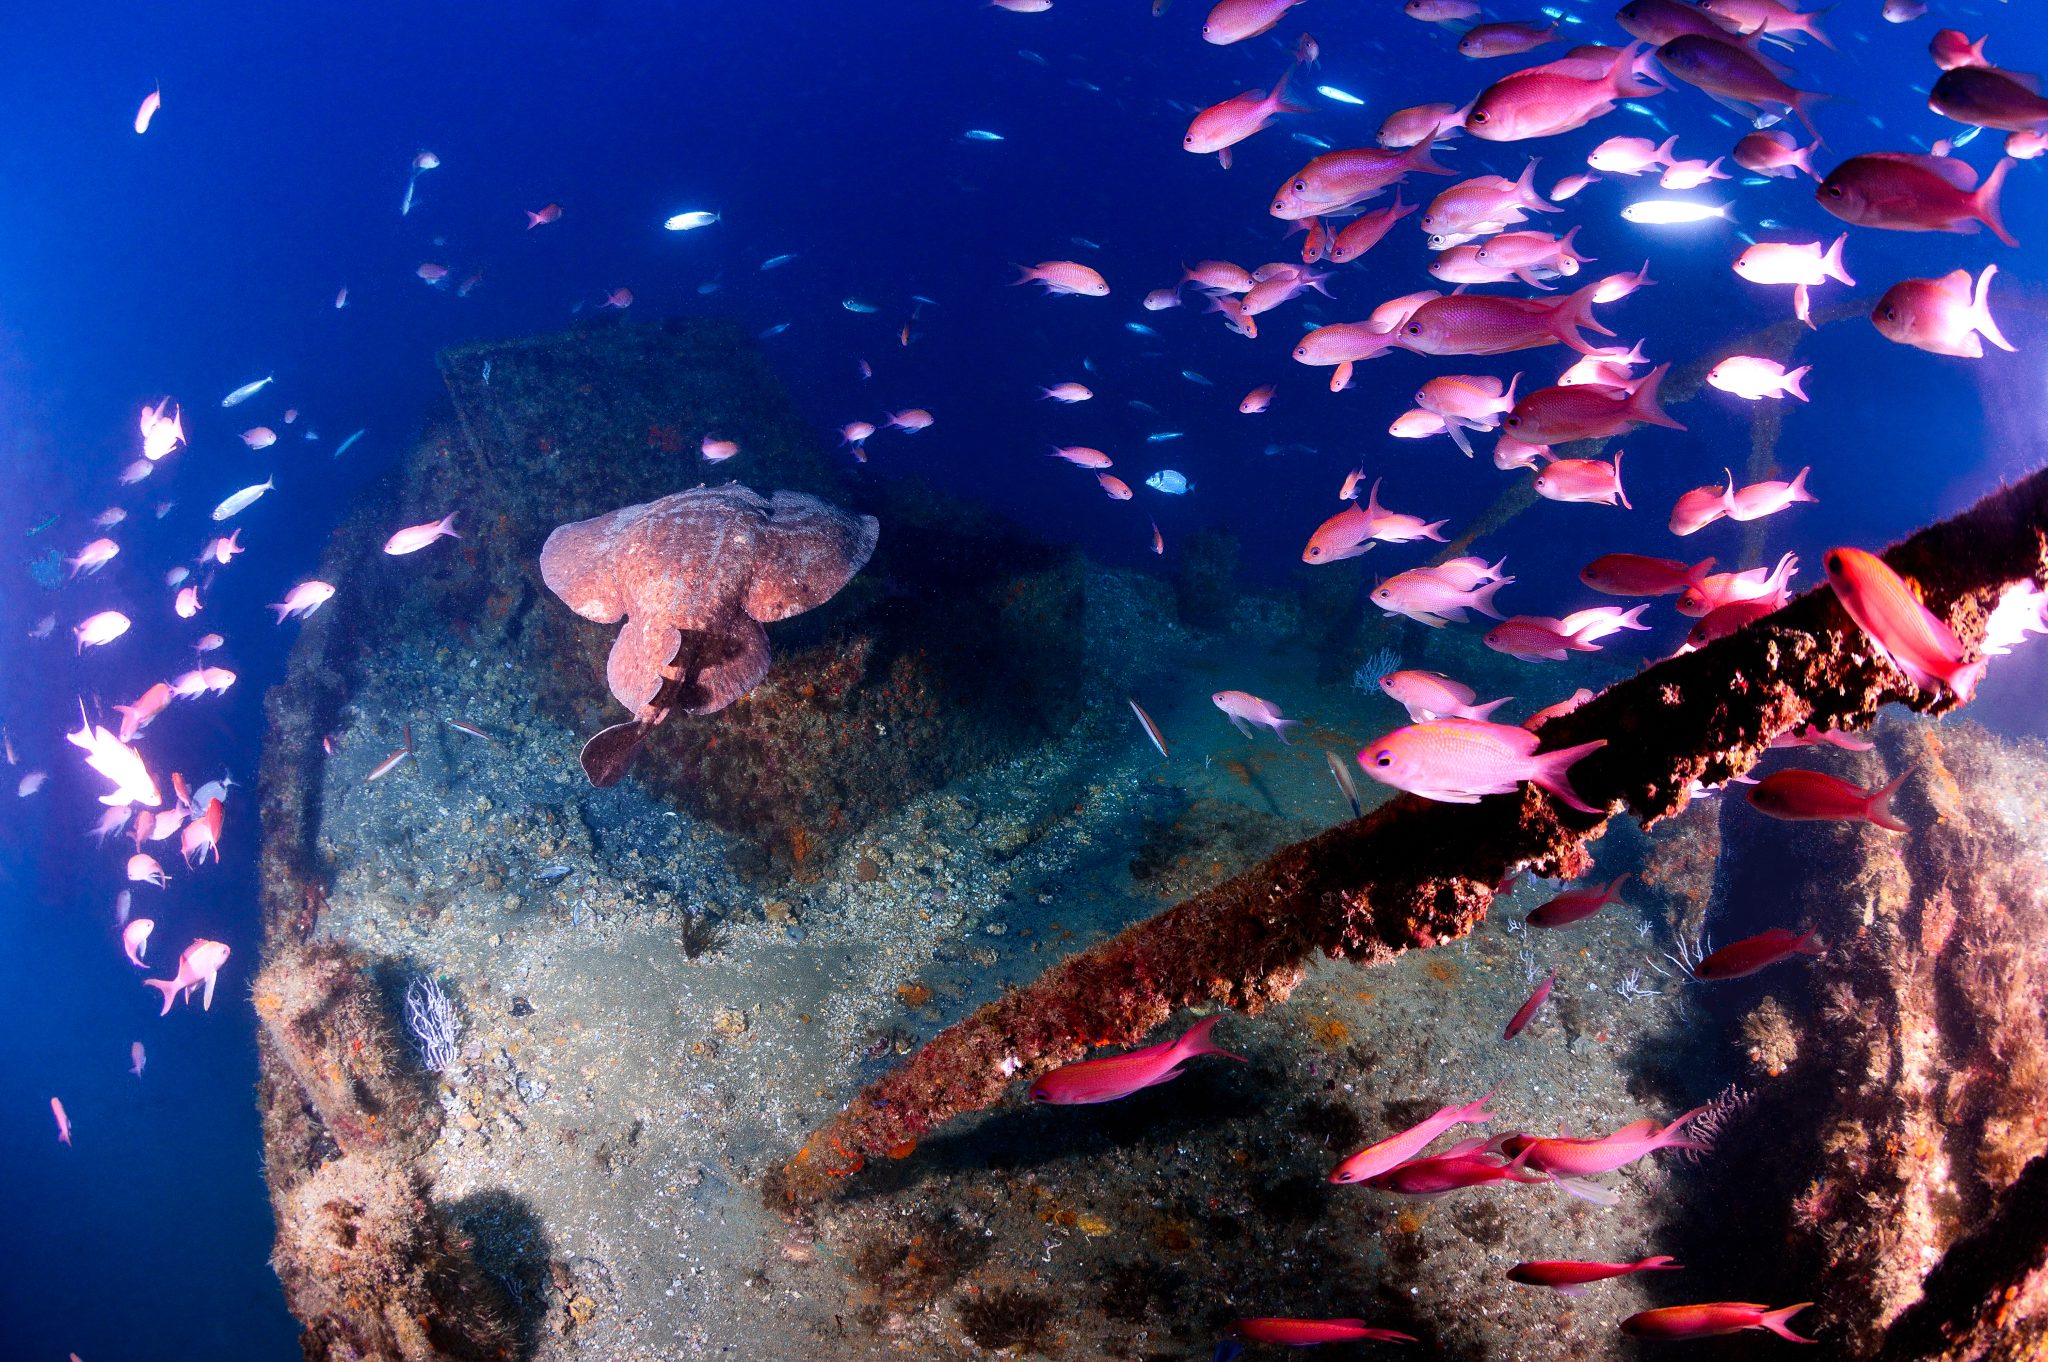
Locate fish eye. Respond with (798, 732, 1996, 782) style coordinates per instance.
(1826, 551, 1843, 573)
(1471, 110, 1488, 124)
(1309, 546, 1321, 557)
(1405, 322, 1422, 335)
(1294, 179, 1308, 192)
(1506, 415, 1521, 427)
(1374, 751, 1395, 768)
(1882, 307, 1896, 321)
(1826, 185, 1843, 197)
(1183, 135, 1193, 145)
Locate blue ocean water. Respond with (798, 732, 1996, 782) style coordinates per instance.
(0, 0, 2042, 1356)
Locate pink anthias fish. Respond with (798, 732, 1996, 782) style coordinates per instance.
(1234, 1319, 1418, 1347)
(1621, 1302, 1815, 1343)
(175, 585, 202, 619)
(383, 512, 460, 556)
(128, 853, 168, 887)
(1363, 1137, 1550, 1196)
(1732, 235, 1853, 327)
(74, 610, 132, 651)
(1533, 451, 1629, 508)
(1358, 718, 1606, 813)
(1371, 566, 1514, 628)
(1503, 970, 1556, 1039)
(1769, 723, 1874, 753)
(1239, 384, 1273, 413)
(67, 703, 161, 808)
(1678, 552, 1798, 617)
(1872, 264, 2013, 359)
(1695, 0, 1833, 45)
(1459, 20, 1559, 59)
(1693, 927, 1822, 980)
(1393, 278, 1615, 358)
(1027, 1015, 1244, 1103)
(1588, 133, 1679, 175)
(1670, 477, 1735, 536)
(1502, 1105, 1707, 1178)
(1040, 382, 1093, 402)
(1301, 480, 1448, 562)
(203, 529, 245, 565)
(1526, 873, 1631, 927)
(1268, 134, 1454, 220)
(1379, 670, 1512, 724)
(884, 409, 934, 433)
(131, 1040, 147, 1077)
(1378, 104, 1468, 149)
(143, 938, 233, 1015)
(1747, 768, 1909, 831)
(1184, 67, 1310, 168)
(1201, 0, 1308, 44)
(1486, 605, 1651, 662)
(1508, 1255, 1680, 1296)
(1012, 260, 1109, 296)
(1419, 160, 1557, 240)
(1727, 467, 1817, 522)
(1707, 356, 1810, 402)
(139, 397, 186, 462)
(1097, 473, 1133, 500)
(1050, 445, 1112, 469)
(1657, 34, 1825, 139)
(1825, 546, 1986, 701)
(52, 1097, 72, 1146)
(67, 538, 120, 577)
(1464, 43, 1662, 142)
(1213, 690, 1301, 743)
(700, 437, 740, 462)
(1329, 1090, 1496, 1183)
(1504, 365, 1682, 444)
(1733, 128, 1819, 181)
(122, 917, 155, 968)
(114, 683, 174, 742)
(270, 580, 337, 622)
(1415, 374, 1519, 456)
(1816, 152, 2015, 245)
(1580, 553, 1713, 598)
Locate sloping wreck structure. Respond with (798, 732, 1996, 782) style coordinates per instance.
(254, 316, 2048, 1361)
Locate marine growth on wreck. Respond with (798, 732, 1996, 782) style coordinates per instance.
(5, 5, 2048, 1362)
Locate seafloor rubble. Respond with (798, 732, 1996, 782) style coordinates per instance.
(252, 318, 2048, 1361)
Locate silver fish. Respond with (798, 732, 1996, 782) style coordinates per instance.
(333, 429, 365, 460)
(220, 374, 274, 408)
(210, 477, 275, 521)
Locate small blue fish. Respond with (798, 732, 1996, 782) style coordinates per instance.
(1125, 322, 1160, 337)
(1068, 79, 1100, 93)
(1950, 125, 1983, 148)
(1071, 236, 1102, 251)
(1145, 470, 1192, 495)
(758, 322, 791, 339)
(333, 429, 365, 460)
(1147, 431, 1184, 443)
(1316, 85, 1366, 106)
(842, 298, 879, 314)
(1760, 218, 1787, 230)
(1291, 133, 1334, 149)
(964, 129, 1005, 141)
(912, 294, 941, 308)
(1181, 370, 1213, 386)
(1018, 49, 1047, 65)
(1129, 400, 1159, 414)
(759, 253, 800, 271)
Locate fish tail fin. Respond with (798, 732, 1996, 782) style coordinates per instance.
(1362, 478, 1384, 517)
(1613, 448, 1630, 509)
(267, 603, 293, 623)
(1626, 364, 1685, 430)
(1788, 466, 1817, 504)
(1551, 279, 1615, 353)
(1801, 7, 1836, 49)
(1969, 264, 2015, 353)
(1458, 1088, 1499, 1125)
(1759, 1303, 1818, 1344)
(1515, 156, 1557, 212)
(1557, 224, 1590, 264)
(1422, 518, 1450, 541)
(1469, 577, 1512, 621)
(1467, 696, 1514, 721)
(1271, 718, 1303, 745)
(1612, 42, 1662, 98)
(1178, 1014, 1248, 1064)
(142, 978, 178, 1016)
(1686, 556, 1717, 589)
(1406, 128, 1456, 177)
(1865, 769, 1911, 833)
(1620, 604, 1652, 631)
(1822, 232, 1854, 286)
(1973, 157, 2016, 247)
(1637, 1255, 1682, 1271)
(1009, 263, 1037, 287)
(1791, 928, 1825, 958)
(440, 512, 462, 539)
(1530, 739, 1607, 815)
(1791, 88, 1828, 143)
(1653, 134, 1680, 166)
(1783, 365, 1812, 403)
(1271, 64, 1313, 116)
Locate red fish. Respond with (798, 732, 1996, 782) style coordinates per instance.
(1202, 0, 1308, 44)
(1503, 970, 1556, 1039)
(1825, 546, 1985, 701)
(1930, 30, 1989, 71)
(1366, 1144, 1547, 1195)
(1234, 1318, 1418, 1346)
(1657, 34, 1825, 138)
(1465, 43, 1661, 141)
(1581, 553, 1713, 598)
(1507, 1255, 1680, 1295)
(1693, 927, 1821, 980)
(1620, 1301, 1815, 1343)
(1503, 1106, 1706, 1177)
(1027, 1015, 1244, 1104)
(1097, 473, 1133, 500)
(525, 203, 562, 228)
(1506, 366, 1681, 443)
(1185, 67, 1310, 167)
(1270, 135, 1454, 220)
(1816, 153, 2014, 245)
(1930, 66, 2048, 134)
(1527, 874, 1629, 928)
(1395, 279, 1613, 357)
(1330, 1090, 1495, 1183)
(1746, 768, 1909, 831)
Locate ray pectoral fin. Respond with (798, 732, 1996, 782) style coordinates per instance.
(682, 615, 771, 716)
(741, 494, 880, 622)
(606, 614, 682, 717)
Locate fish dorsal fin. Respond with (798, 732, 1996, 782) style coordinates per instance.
(1866, 151, 1977, 191)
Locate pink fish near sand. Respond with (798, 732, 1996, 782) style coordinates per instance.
(1027, 1016, 1244, 1104)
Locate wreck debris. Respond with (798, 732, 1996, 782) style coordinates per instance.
(775, 466, 2048, 1209)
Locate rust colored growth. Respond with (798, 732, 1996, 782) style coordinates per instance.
(252, 942, 436, 1161)
(896, 982, 934, 1009)
(768, 469, 2048, 1211)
